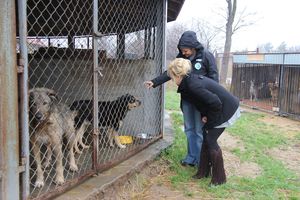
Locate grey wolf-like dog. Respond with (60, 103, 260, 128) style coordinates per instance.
(250, 80, 264, 101)
(29, 88, 79, 187)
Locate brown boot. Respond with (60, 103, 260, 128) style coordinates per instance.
(209, 148, 226, 185)
(192, 143, 211, 179)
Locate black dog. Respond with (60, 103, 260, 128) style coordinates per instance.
(70, 94, 141, 148)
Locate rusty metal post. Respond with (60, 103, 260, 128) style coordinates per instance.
(93, 0, 100, 170)
(157, 0, 167, 137)
(0, 0, 20, 199)
(162, 0, 167, 136)
(17, 0, 30, 199)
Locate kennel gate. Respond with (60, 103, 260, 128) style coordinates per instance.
(17, 0, 167, 199)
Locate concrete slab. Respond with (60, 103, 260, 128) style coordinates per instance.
(54, 112, 174, 200)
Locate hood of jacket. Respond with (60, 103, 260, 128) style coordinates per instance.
(177, 31, 204, 51)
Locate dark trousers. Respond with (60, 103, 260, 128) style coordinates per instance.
(204, 127, 225, 151)
(193, 127, 226, 185)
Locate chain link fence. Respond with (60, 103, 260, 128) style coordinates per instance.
(23, 0, 165, 199)
(231, 53, 300, 118)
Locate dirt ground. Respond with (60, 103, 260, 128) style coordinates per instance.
(108, 107, 300, 200)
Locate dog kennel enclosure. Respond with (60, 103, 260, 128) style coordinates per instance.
(231, 53, 300, 119)
(0, 0, 185, 199)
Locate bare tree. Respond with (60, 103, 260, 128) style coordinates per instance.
(257, 42, 274, 53)
(258, 42, 300, 53)
(219, 0, 257, 84)
(276, 42, 287, 53)
(166, 20, 223, 61)
(287, 45, 300, 52)
(190, 18, 223, 53)
(166, 22, 188, 60)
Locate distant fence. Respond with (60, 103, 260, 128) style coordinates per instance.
(231, 53, 300, 119)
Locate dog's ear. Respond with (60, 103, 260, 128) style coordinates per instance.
(124, 94, 134, 101)
(117, 94, 130, 106)
(125, 93, 134, 99)
(46, 89, 59, 101)
(119, 94, 128, 100)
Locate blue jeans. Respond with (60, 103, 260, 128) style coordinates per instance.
(181, 99, 204, 166)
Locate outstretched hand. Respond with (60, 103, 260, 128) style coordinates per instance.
(144, 81, 154, 89)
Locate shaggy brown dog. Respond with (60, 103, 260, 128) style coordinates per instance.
(268, 82, 279, 105)
(29, 88, 78, 188)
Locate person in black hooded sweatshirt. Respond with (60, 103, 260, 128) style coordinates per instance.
(167, 58, 240, 185)
(144, 31, 219, 167)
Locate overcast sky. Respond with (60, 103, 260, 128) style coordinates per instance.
(174, 0, 300, 51)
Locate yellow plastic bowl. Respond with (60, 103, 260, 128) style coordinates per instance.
(118, 136, 133, 144)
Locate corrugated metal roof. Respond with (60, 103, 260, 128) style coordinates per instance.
(233, 53, 300, 65)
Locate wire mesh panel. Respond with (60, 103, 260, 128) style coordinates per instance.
(27, 0, 95, 198)
(24, 0, 164, 199)
(93, 0, 163, 170)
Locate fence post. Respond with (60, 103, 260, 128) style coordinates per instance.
(17, 0, 30, 198)
(0, 0, 20, 199)
(92, 0, 100, 170)
(156, 0, 167, 138)
(278, 53, 285, 115)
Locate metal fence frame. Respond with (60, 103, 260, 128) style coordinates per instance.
(0, 1, 20, 200)
(0, 0, 168, 199)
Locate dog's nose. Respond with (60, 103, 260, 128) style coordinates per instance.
(35, 112, 43, 120)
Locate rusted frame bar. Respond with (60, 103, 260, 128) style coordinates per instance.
(157, 0, 167, 138)
(0, 0, 20, 199)
(17, 0, 30, 199)
(93, 0, 101, 170)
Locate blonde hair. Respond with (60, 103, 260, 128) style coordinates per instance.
(167, 58, 191, 79)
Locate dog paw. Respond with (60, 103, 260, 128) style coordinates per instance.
(82, 144, 90, 149)
(42, 161, 50, 169)
(34, 179, 45, 188)
(118, 144, 126, 149)
(69, 164, 78, 172)
(55, 176, 65, 185)
(75, 150, 83, 154)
